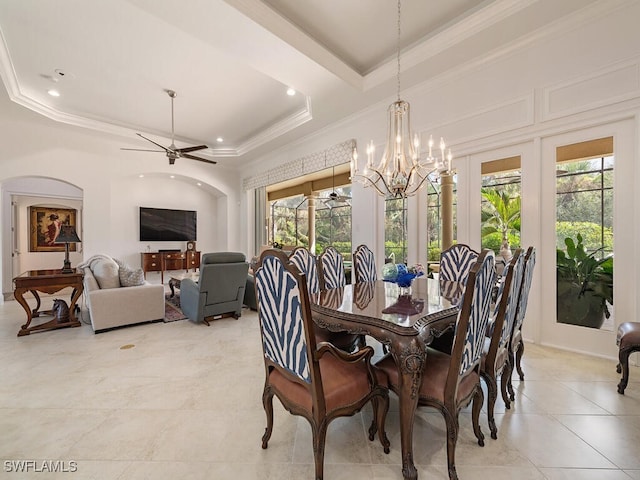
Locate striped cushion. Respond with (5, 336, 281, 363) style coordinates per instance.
(513, 248, 536, 337)
(354, 245, 377, 283)
(255, 255, 310, 383)
(498, 254, 525, 348)
(320, 246, 345, 289)
(457, 251, 495, 376)
(289, 248, 320, 294)
(440, 244, 479, 284)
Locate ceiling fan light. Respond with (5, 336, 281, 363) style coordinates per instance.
(216, 137, 224, 143)
(286, 88, 296, 96)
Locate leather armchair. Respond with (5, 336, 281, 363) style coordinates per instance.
(181, 252, 249, 325)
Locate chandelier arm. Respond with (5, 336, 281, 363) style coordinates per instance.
(352, 171, 395, 198)
(403, 168, 439, 197)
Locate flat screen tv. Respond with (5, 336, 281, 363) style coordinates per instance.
(139, 207, 197, 242)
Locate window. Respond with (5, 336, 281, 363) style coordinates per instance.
(267, 165, 352, 257)
(480, 157, 521, 256)
(555, 137, 614, 331)
(556, 157, 613, 254)
(385, 197, 407, 264)
(315, 185, 352, 259)
(270, 195, 308, 248)
(426, 173, 457, 264)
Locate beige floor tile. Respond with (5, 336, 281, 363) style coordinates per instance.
(2, 297, 640, 480)
(499, 413, 616, 468)
(539, 468, 635, 480)
(554, 414, 640, 469)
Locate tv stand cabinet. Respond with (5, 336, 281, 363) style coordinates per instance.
(141, 251, 200, 284)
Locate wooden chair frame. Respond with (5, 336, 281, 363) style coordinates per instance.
(374, 249, 496, 480)
(255, 250, 390, 480)
(480, 249, 524, 438)
(505, 246, 536, 400)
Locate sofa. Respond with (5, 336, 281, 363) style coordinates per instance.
(81, 255, 165, 333)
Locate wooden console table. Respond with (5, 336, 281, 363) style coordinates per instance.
(141, 251, 200, 283)
(13, 269, 84, 337)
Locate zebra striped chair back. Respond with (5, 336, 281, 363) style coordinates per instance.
(505, 246, 536, 398)
(453, 249, 496, 377)
(481, 249, 524, 437)
(289, 247, 320, 294)
(496, 252, 525, 356)
(254, 249, 391, 480)
(353, 244, 377, 283)
(318, 246, 346, 290)
(439, 243, 479, 284)
(255, 250, 312, 383)
(513, 247, 536, 339)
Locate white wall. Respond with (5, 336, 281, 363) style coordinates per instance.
(241, 1, 640, 359)
(0, 91, 242, 298)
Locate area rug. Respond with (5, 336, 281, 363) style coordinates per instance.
(164, 294, 187, 322)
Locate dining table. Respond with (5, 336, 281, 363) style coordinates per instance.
(309, 276, 464, 480)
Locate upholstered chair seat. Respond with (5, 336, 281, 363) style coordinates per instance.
(377, 347, 480, 405)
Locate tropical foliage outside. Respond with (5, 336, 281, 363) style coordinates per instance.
(270, 185, 352, 260)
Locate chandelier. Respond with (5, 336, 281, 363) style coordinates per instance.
(351, 0, 453, 199)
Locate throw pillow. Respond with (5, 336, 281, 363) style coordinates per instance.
(89, 256, 120, 289)
(114, 259, 146, 287)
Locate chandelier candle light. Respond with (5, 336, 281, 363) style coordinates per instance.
(351, 0, 453, 199)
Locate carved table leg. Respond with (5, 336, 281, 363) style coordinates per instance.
(15, 287, 34, 337)
(30, 290, 42, 317)
(66, 286, 83, 326)
(394, 338, 427, 480)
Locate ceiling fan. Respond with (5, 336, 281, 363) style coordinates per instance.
(121, 89, 216, 165)
(322, 166, 351, 208)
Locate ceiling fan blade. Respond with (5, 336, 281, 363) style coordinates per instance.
(182, 153, 217, 165)
(121, 148, 165, 152)
(177, 145, 208, 154)
(136, 133, 169, 152)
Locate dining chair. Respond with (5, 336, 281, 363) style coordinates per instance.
(439, 243, 479, 284)
(505, 246, 536, 400)
(353, 244, 378, 283)
(289, 246, 321, 294)
(318, 246, 346, 290)
(291, 246, 362, 352)
(480, 249, 524, 439)
(374, 249, 496, 480)
(317, 246, 365, 352)
(254, 250, 390, 480)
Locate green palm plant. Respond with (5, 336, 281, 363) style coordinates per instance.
(480, 188, 521, 254)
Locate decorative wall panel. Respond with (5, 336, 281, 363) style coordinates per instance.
(243, 140, 355, 190)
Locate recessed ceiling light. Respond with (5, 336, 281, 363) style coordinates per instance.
(47, 89, 60, 97)
(139, 174, 144, 178)
(286, 88, 296, 96)
(170, 175, 175, 179)
(216, 137, 223, 143)
(196, 182, 202, 186)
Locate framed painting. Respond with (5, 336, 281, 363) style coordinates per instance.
(29, 206, 78, 253)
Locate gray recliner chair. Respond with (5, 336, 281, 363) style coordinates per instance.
(181, 252, 249, 325)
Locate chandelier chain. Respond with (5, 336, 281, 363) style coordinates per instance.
(350, 0, 453, 199)
(397, 0, 401, 102)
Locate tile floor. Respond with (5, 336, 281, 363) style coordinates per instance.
(1, 294, 639, 480)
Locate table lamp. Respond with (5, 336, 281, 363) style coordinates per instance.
(55, 225, 81, 273)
